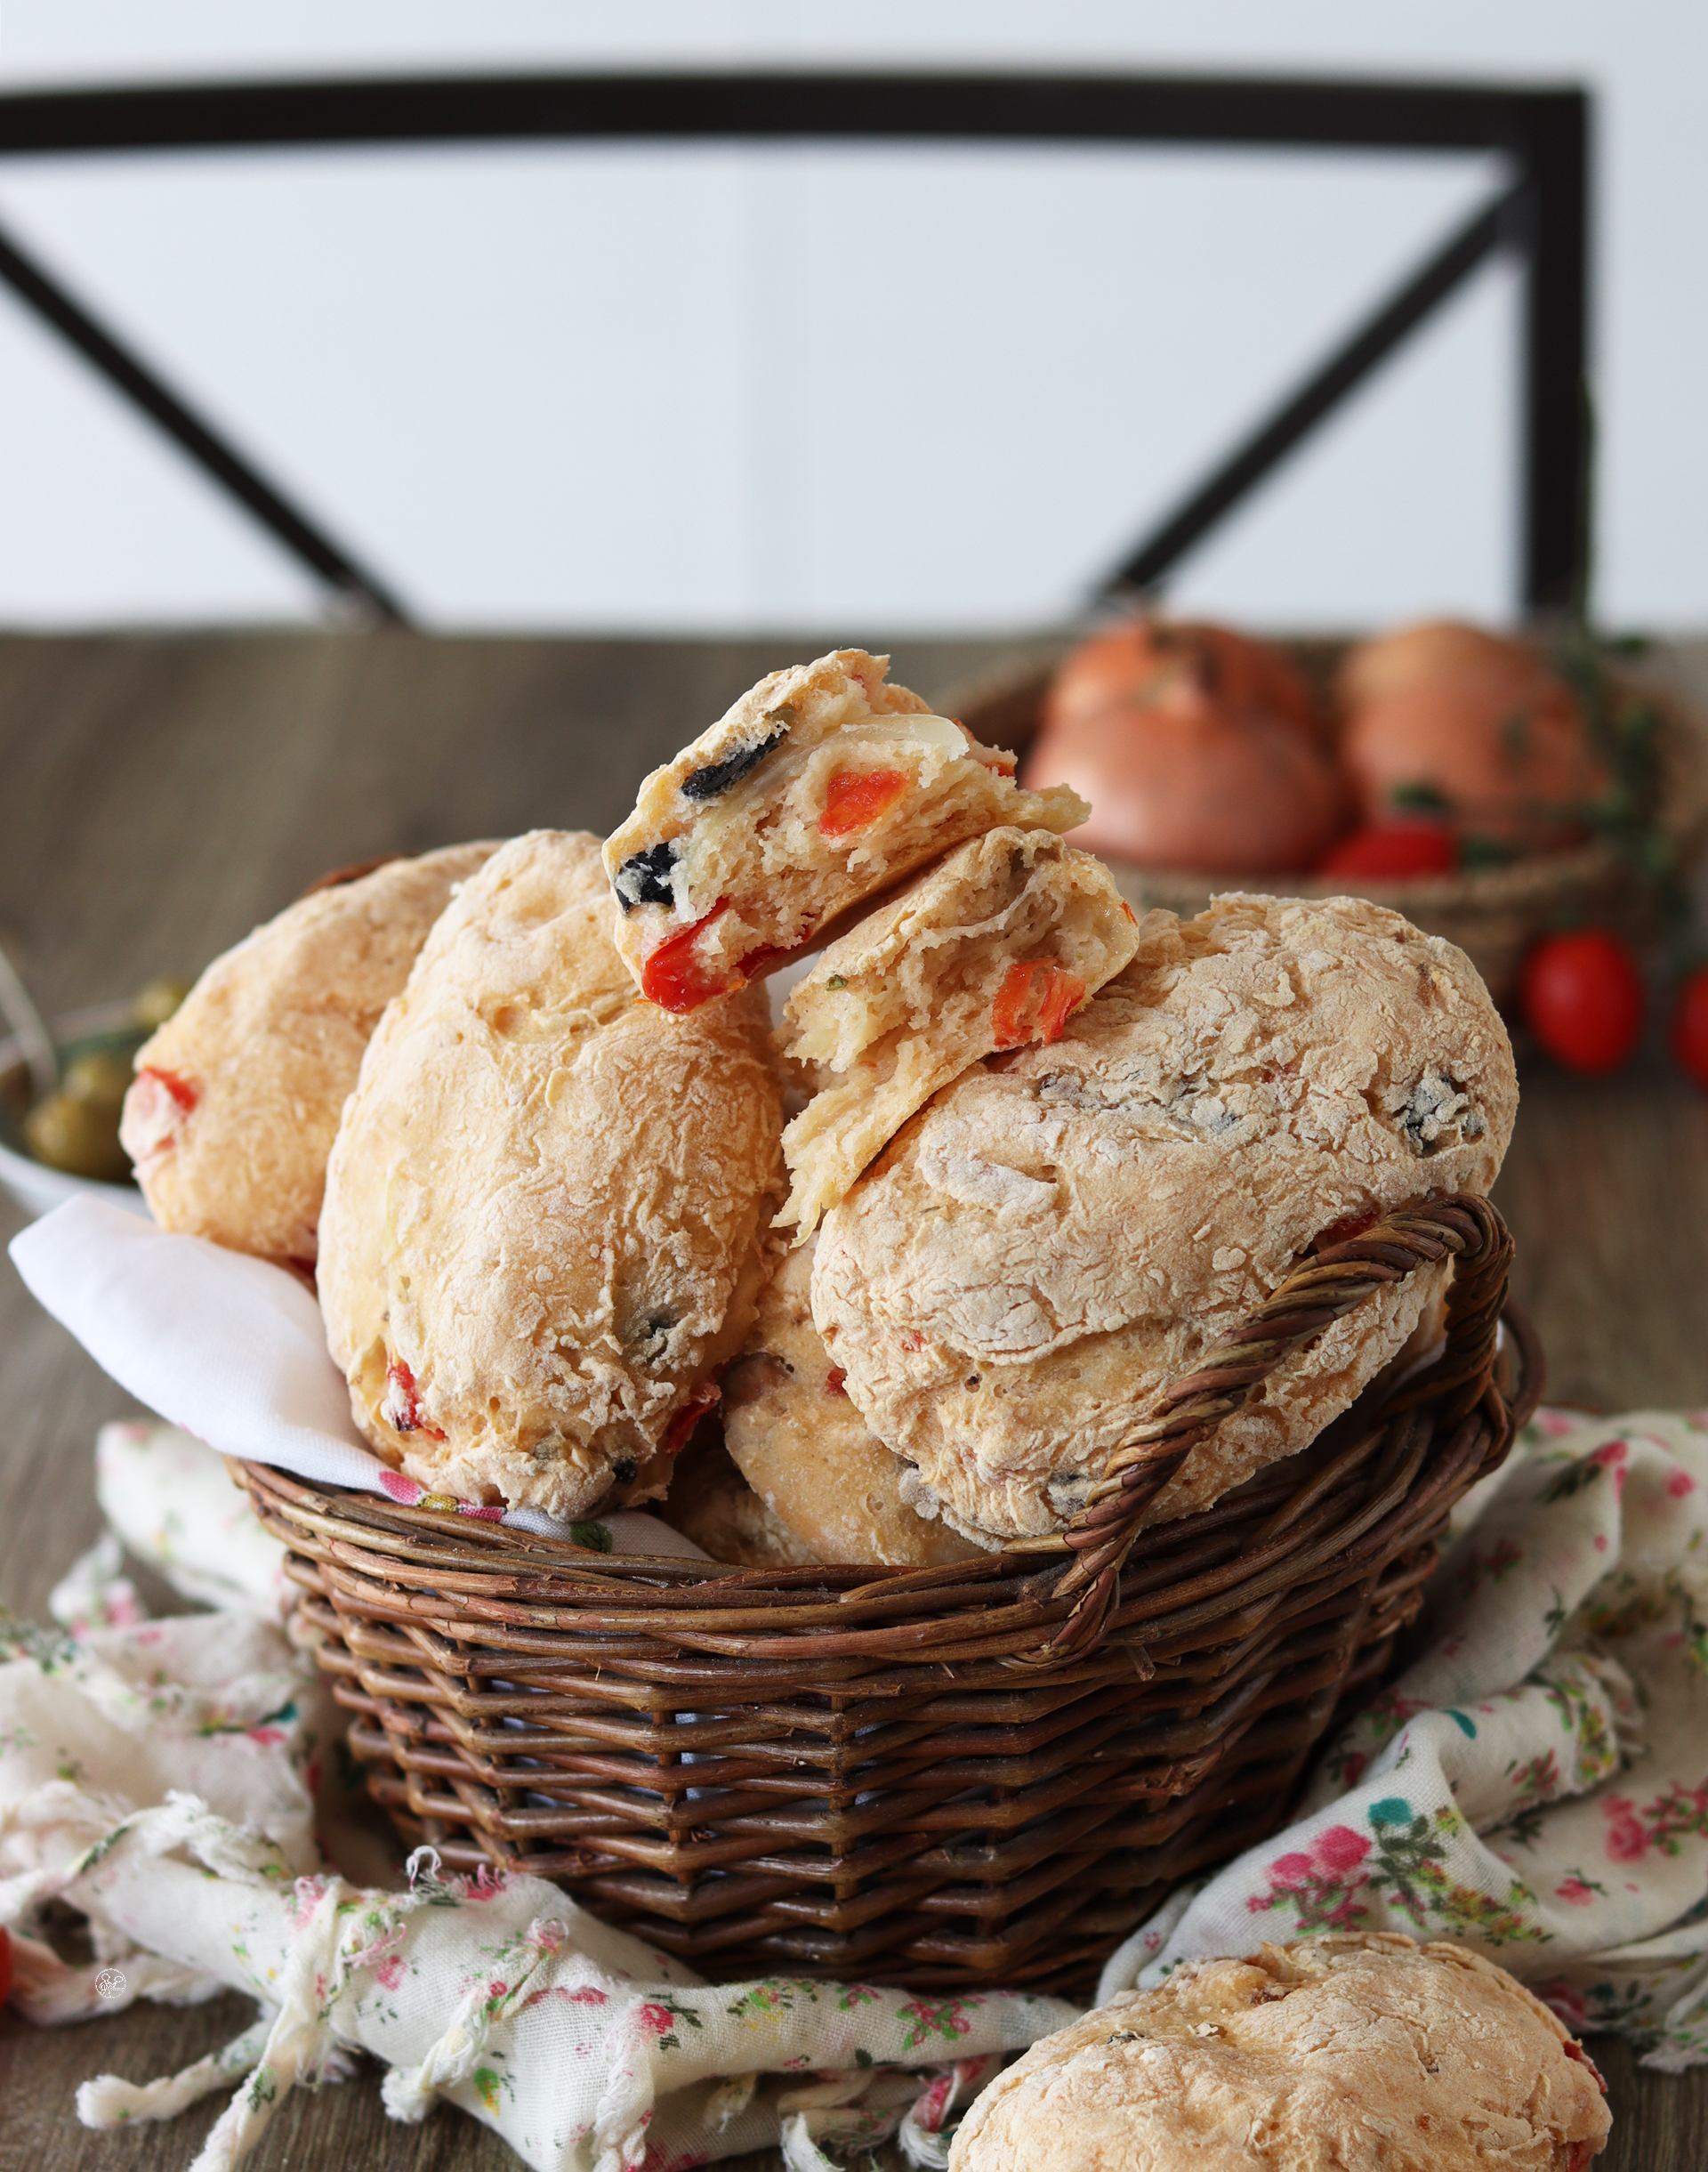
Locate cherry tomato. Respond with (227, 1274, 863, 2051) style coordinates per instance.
(0, 1925, 12, 2007)
(1317, 823, 1458, 880)
(1520, 930, 1645, 1075)
(1672, 965, 1708, 1088)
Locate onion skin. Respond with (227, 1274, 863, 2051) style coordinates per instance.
(1027, 618, 1343, 873)
(1339, 619, 1526, 708)
(1044, 618, 1325, 745)
(1339, 620, 1606, 852)
(1022, 700, 1346, 874)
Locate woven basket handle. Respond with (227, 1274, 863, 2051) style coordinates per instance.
(1030, 1191, 1515, 1662)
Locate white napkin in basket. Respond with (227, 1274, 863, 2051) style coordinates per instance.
(8, 1195, 707, 1558)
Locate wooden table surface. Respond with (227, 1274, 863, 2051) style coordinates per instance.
(1, 627, 1705, 2170)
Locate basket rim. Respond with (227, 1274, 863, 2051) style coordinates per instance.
(236, 1195, 1529, 1671)
(251, 1278, 1531, 1990)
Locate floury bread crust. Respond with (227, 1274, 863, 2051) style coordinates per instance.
(317, 831, 784, 1519)
(601, 650, 1086, 1012)
(721, 1234, 983, 1567)
(948, 1935, 1610, 2171)
(119, 843, 498, 1265)
(777, 827, 1141, 1237)
(812, 894, 1517, 1546)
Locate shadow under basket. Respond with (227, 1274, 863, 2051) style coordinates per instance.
(239, 1193, 1538, 1998)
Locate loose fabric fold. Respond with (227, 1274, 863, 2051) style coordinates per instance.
(1100, 1406, 1708, 2070)
(9, 1196, 708, 1557)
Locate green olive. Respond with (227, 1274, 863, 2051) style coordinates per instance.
(60, 1049, 135, 1111)
(133, 977, 189, 1030)
(24, 1091, 132, 1181)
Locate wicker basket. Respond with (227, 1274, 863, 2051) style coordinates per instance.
(242, 1193, 1534, 1997)
(950, 639, 1708, 1006)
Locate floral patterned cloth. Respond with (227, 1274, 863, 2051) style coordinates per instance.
(93, 1420, 294, 1621)
(0, 1603, 328, 2024)
(1100, 1406, 1708, 2071)
(0, 1587, 1072, 2170)
(14, 1790, 1073, 2172)
(9, 1403, 1708, 2170)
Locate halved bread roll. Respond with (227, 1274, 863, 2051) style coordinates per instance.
(602, 649, 1085, 1013)
(777, 826, 1140, 1235)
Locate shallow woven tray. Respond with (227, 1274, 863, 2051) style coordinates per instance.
(242, 1193, 1535, 1996)
(950, 639, 1708, 1007)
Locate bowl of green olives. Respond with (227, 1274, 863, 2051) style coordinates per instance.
(0, 981, 185, 1222)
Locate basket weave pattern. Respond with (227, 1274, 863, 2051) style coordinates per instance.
(244, 1194, 1530, 1994)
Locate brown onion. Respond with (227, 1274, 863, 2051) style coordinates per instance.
(1338, 620, 1605, 852)
(1023, 689, 1345, 876)
(1043, 618, 1325, 745)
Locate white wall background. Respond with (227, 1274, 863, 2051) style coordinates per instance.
(0, 3, 1701, 634)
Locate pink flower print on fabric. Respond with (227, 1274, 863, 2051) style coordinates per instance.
(1603, 1797, 1648, 1864)
(1312, 1826, 1374, 1875)
(377, 1465, 505, 1522)
(628, 1993, 703, 2051)
(912, 2074, 955, 2132)
(1539, 1980, 1591, 2031)
(1251, 1825, 1373, 1934)
(287, 1877, 328, 1934)
(1590, 1440, 1629, 1496)
(1668, 1468, 1696, 1499)
(898, 1997, 978, 2050)
(373, 1953, 407, 1991)
(1555, 1876, 1599, 1907)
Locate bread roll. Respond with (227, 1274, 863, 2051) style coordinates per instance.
(318, 830, 783, 1518)
(120, 843, 497, 1265)
(812, 893, 1518, 1546)
(721, 1233, 982, 1567)
(950, 1934, 1609, 2171)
